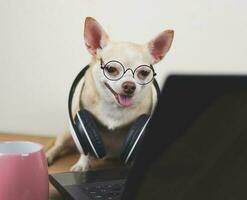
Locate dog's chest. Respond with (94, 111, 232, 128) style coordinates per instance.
(82, 99, 144, 130)
(95, 119, 131, 158)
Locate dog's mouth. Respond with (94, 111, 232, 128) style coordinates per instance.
(104, 83, 133, 108)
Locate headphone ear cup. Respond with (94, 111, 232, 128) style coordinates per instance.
(120, 114, 150, 165)
(75, 109, 106, 158)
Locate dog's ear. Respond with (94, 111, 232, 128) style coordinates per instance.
(84, 17, 109, 56)
(147, 30, 174, 64)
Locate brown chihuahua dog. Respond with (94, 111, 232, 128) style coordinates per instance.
(46, 17, 174, 171)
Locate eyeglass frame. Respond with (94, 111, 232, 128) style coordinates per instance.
(100, 58, 157, 85)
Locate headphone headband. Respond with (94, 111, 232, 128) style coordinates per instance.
(153, 77, 161, 97)
(68, 65, 89, 125)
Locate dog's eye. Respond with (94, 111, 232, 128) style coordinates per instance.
(138, 70, 150, 79)
(105, 66, 119, 76)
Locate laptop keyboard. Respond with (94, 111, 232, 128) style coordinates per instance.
(82, 180, 126, 200)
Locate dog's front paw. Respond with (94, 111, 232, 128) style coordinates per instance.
(70, 155, 90, 172)
(45, 149, 56, 166)
(70, 163, 89, 172)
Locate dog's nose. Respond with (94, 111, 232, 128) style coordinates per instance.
(122, 81, 136, 95)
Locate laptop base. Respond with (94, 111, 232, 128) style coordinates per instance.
(49, 168, 128, 200)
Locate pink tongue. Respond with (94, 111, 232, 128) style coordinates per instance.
(118, 95, 133, 107)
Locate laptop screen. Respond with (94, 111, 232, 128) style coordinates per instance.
(122, 75, 247, 200)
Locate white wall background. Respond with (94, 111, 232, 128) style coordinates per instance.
(0, 0, 246, 136)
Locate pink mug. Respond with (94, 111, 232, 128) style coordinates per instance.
(0, 141, 49, 200)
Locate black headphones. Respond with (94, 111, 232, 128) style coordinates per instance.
(68, 65, 160, 164)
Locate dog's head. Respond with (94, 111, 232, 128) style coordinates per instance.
(84, 17, 174, 108)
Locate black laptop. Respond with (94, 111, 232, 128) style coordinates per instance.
(50, 75, 247, 200)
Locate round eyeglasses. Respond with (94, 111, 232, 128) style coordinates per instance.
(100, 58, 156, 85)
